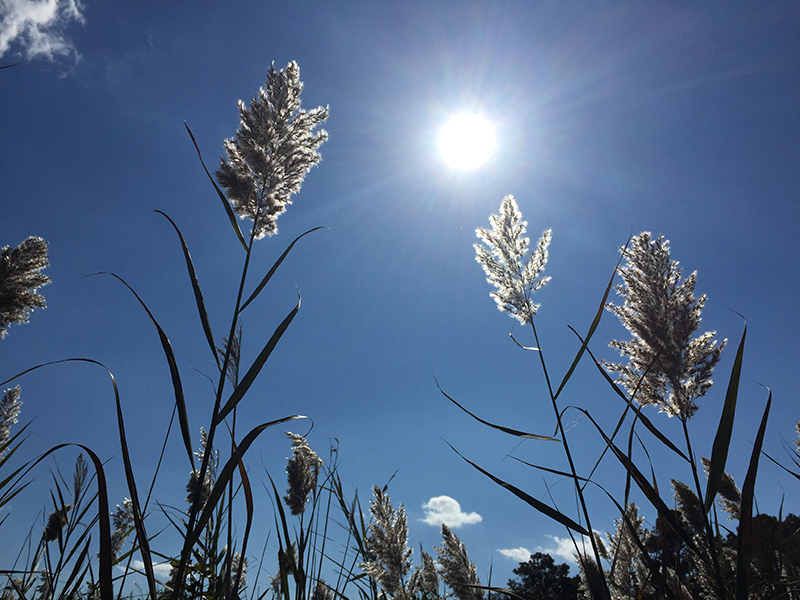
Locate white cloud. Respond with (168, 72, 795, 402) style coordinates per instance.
(0, 0, 85, 61)
(498, 547, 532, 562)
(130, 559, 173, 579)
(421, 496, 482, 528)
(537, 534, 599, 564)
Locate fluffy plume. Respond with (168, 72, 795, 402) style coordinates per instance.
(604, 232, 725, 419)
(0, 385, 22, 455)
(475, 195, 551, 325)
(436, 524, 483, 600)
(361, 485, 413, 598)
(284, 432, 323, 515)
(216, 61, 328, 239)
(0, 236, 50, 339)
(186, 428, 215, 507)
(408, 550, 439, 598)
(110, 498, 134, 560)
(44, 503, 71, 542)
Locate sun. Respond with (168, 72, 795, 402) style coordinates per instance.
(438, 113, 496, 169)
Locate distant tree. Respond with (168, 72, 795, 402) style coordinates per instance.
(507, 552, 580, 600)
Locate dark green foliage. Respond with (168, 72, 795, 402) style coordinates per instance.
(507, 553, 580, 600)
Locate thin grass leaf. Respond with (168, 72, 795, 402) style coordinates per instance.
(437, 380, 559, 442)
(185, 122, 248, 251)
(705, 322, 746, 513)
(509, 456, 591, 482)
(735, 388, 771, 600)
(21, 443, 112, 600)
(155, 210, 220, 369)
(215, 294, 301, 425)
(445, 441, 589, 535)
(574, 408, 707, 565)
(240, 227, 326, 312)
(574, 331, 690, 463)
(184, 416, 306, 554)
(61, 539, 91, 599)
(232, 438, 254, 594)
(553, 237, 630, 401)
(103, 272, 194, 470)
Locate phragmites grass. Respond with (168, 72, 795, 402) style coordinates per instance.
(0, 236, 50, 338)
(216, 61, 329, 239)
(44, 503, 72, 542)
(284, 432, 323, 515)
(604, 232, 726, 419)
(408, 550, 439, 598)
(110, 497, 134, 560)
(474, 195, 551, 325)
(0, 385, 22, 455)
(435, 524, 482, 600)
(360, 485, 413, 598)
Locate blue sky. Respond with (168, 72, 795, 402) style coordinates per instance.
(2, 0, 799, 588)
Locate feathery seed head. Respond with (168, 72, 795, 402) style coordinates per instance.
(0, 386, 22, 455)
(0, 236, 50, 339)
(436, 524, 482, 600)
(110, 498, 134, 560)
(361, 485, 413, 598)
(216, 61, 328, 239)
(44, 504, 72, 542)
(409, 550, 439, 598)
(604, 232, 726, 419)
(284, 432, 323, 515)
(475, 195, 551, 325)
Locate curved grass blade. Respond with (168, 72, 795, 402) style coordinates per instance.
(573, 331, 689, 463)
(184, 415, 306, 552)
(445, 441, 589, 536)
(735, 388, 771, 600)
(215, 294, 301, 426)
(155, 210, 219, 369)
(437, 379, 559, 442)
(575, 407, 706, 565)
(510, 456, 591, 482)
(21, 443, 112, 600)
(102, 272, 194, 469)
(705, 322, 746, 513)
(231, 438, 254, 593)
(240, 227, 326, 312)
(553, 236, 630, 401)
(185, 122, 248, 251)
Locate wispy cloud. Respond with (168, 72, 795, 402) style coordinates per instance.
(129, 559, 173, 579)
(0, 0, 85, 62)
(499, 535, 595, 566)
(498, 547, 532, 562)
(421, 496, 482, 528)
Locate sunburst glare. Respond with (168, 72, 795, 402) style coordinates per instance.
(438, 113, 496, 169)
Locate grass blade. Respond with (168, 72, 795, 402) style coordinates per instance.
(437, 380, 559, 442)
(155, 210, 219, 369)
(553, 236, 630, 401)
(735, 388, 771, 600)
(185, 123, 248, 251)
(446, 441, 589, 536)
(185, 415, 306, 552)
(705, 322, 746, 513)
(103, 273, 194, 469)
(575, 407, 707, 565)
(240, 227, 326, 312)
(215, 294, 301, 425)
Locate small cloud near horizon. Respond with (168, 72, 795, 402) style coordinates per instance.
(500, 535, 594, 566)
(0, 0, 85, 62)
(498, 547, 532, 562)
(129, 559, 173, 579)
(421, 496, 482, 528)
